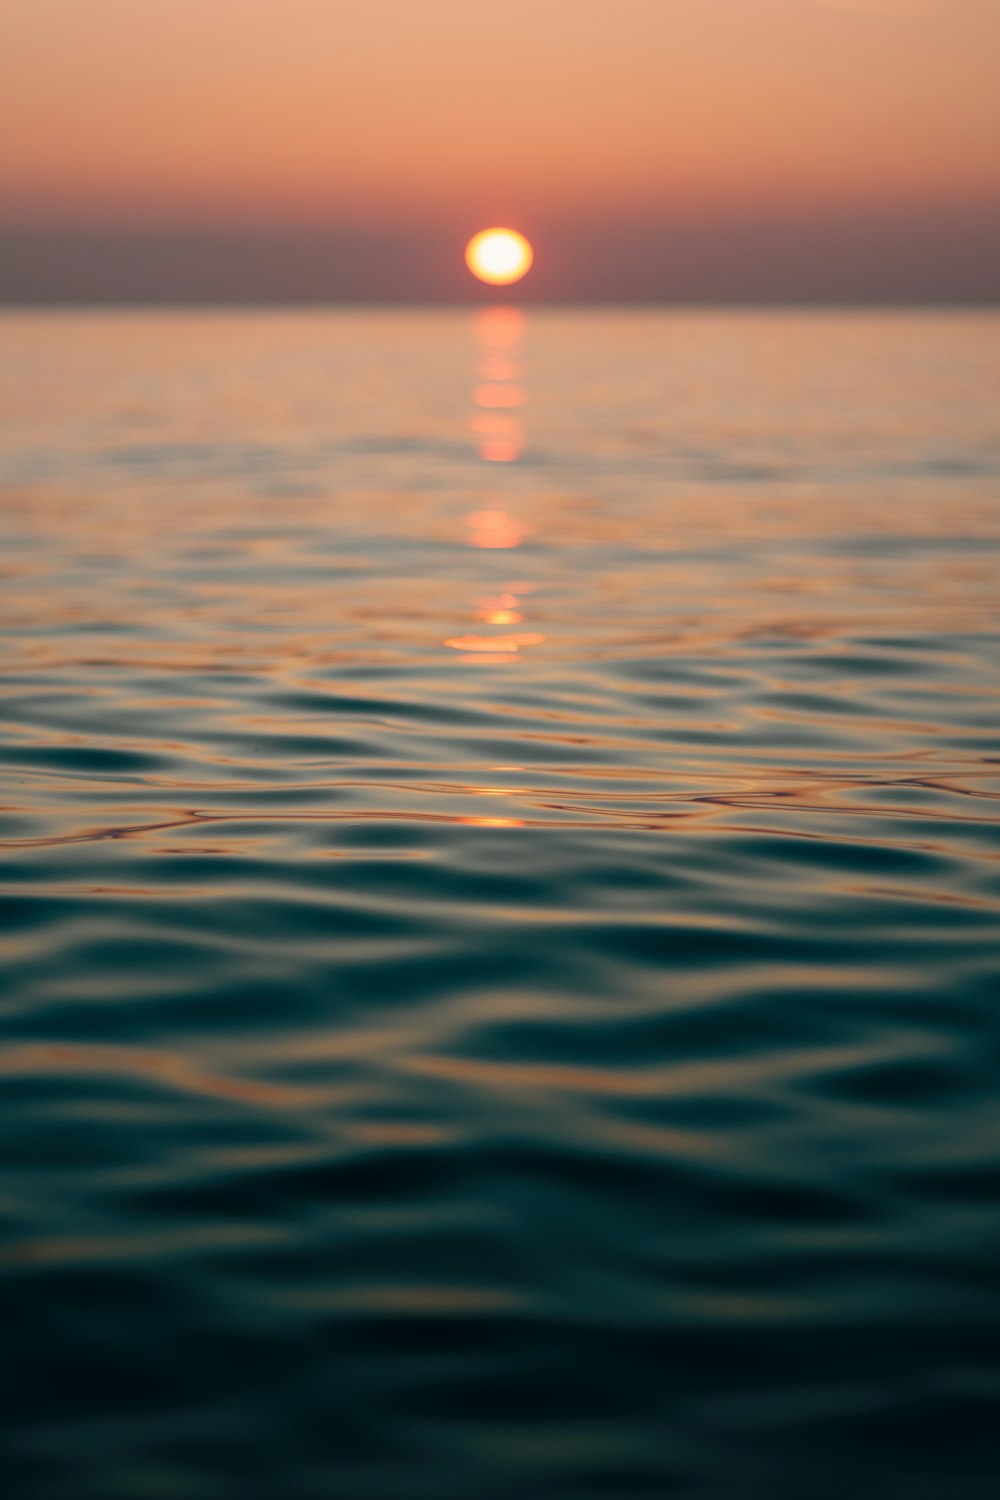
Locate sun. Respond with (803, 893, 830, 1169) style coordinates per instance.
(465, 228, 534, 286)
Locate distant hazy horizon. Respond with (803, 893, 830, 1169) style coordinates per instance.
(3, 203, 999, 306)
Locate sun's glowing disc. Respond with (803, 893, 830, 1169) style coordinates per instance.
(465, 228, 533, 286)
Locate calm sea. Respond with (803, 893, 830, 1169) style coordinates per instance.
(1, 310, 999, 1499)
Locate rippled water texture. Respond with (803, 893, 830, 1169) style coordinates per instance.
(2, 310, 1000, 1499)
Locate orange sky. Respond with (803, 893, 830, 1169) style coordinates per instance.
(2, 0, 999, 301)
(2, 0, 998, 228)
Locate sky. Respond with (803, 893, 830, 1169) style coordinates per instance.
(2, 0, 998, 302)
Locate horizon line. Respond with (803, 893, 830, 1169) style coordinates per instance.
(2, 299, 998, 312)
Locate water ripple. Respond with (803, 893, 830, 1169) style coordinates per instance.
(2, 312, 1000, 1499)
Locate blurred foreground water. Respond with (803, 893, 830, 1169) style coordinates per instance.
(1, 310, 999, 1499)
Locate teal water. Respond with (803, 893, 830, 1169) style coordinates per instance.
(1, 310, 999, 1499)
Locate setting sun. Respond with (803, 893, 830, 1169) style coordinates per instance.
(465, 229, 533, 286)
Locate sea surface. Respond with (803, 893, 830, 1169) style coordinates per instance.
(1, 309, 999, 1500)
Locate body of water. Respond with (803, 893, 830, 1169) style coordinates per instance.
(2, 309, 1000, 1499)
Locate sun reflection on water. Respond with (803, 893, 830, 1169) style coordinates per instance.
(466, 508, 525, 549)
(443, 309, 546, 669)
(471, 307, 526, 464)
